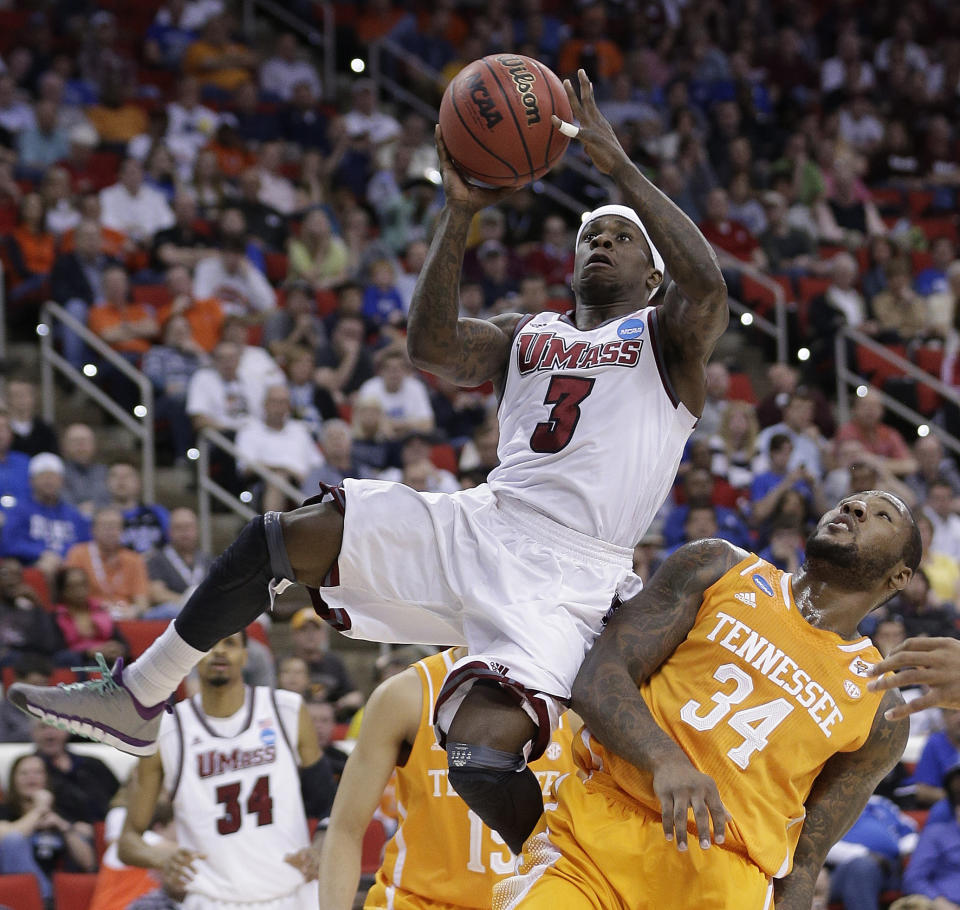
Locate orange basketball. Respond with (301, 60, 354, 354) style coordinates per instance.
(439, 54, 574, 188)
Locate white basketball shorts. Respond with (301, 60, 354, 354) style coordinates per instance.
(182, 881, 317, 910)
(312, 480, 636, 752)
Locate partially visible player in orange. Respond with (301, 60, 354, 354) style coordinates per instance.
(496, 492, 919, 910)
(319, 648, 576, 910)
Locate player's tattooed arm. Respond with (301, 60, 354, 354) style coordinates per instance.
(573, 539, 745, 848)
(773, 691, 909, 910)
(407, 133, 521, 388)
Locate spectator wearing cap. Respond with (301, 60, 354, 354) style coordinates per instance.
(234, 384, 324, 511)
(99, 158, 175, 246)
(64, 507, 149, 620)
(0, 410, 31, 511)
(6, 380, 58, 458)
(357, 346, 435, 440)
(900, 763, 960, 907)
(290, 608, 363, 719)
(62, 124, 101, 195)
(0, 454, 91, 576)
(193, 234, 276, 321)
(259, 33, 321, 102)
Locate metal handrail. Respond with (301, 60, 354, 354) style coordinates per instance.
(242, 0, 335, 104)
(38, 301, 155, 502)
(834, 327, 960, 456)
(196, 426, 305, 553)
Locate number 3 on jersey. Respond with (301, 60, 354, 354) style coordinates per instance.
(530, 376, 596, 453)
(680, 663, 794, 769)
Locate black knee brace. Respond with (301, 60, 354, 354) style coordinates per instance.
(446, 743, 544, 855)
(174, 512, 294, 651)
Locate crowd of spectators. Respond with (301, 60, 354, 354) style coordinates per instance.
(0, 0, 958, 905)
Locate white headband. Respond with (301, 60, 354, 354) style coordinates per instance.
(576, 204, 665, 282)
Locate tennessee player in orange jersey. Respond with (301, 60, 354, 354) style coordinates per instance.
(318, 648, 577, 910)
(495, 492, 920, 910)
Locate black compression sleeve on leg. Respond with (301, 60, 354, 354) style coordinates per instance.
(173, 515, 275, 652)
(446, 743, 544, 855)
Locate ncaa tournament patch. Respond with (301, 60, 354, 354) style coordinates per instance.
(259, 719, 276, 746)
(617, 318, 645, 340)
(752, 574, 775, 597)
(848, 656, 873, 678)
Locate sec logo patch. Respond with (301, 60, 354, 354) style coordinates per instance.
(843, 679, 862, 699)
(617, 318, 645, 340)
(545, 742, 563, 761)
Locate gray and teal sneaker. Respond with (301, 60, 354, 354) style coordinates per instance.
(7, 654, 169, 756)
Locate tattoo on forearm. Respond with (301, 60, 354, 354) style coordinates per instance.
(573, 540, 742, 769)
(774, 690, 908, 910)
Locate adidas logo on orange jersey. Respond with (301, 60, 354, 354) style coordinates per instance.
(734, 591, 757, 607)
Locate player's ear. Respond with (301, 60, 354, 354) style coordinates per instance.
(886, 564, 911, 596)
(647, 269, 663, 291)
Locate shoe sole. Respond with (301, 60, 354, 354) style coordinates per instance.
(9, 689, 159, 757)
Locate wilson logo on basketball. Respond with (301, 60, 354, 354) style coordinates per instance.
(497, 56, 542, 126)
(466, 73, 503, 130)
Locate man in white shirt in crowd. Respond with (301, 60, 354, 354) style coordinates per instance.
(342, 78, 400, 149)
(235, 385, 323, 511)
(923, 479, 960, 564)
(186, 341, 252, 435)
(165, 75, 220, 173)
(356, 345, 435, 439)
(254, 141, 296, 215)
(99, 157, 175, 245)
(755, 387, 828, 479)
(220, 316, 286, 420)
(193, 235, 276, 321)
(259, 33, 321, 102)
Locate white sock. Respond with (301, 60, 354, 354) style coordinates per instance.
(123, 625, 207, 707)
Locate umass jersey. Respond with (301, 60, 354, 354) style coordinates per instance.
(488, 306, 696, 548)
(158, 687, 310, 903)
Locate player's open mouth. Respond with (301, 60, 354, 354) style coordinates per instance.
(826, 515, 855, 532)
(585, 253, 613, 268)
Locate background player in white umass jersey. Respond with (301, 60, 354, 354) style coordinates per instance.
(12, 69, 728, 863)
(117, 633, 325, 910)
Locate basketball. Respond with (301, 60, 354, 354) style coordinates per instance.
(438, 54, 574, 188)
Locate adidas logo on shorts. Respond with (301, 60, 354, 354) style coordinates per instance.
(734, 592, 757, 607)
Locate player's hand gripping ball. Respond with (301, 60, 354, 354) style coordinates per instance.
(439, 54, 574, 187)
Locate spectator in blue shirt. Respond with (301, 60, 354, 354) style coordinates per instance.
(910, 708, 960, 807)
(0, 411, 31, 512)
(901, 763, 960, 906)
(0, 454, 91, 577)
(106, 462, 170, 554)
(914, 237, 956, 298)
(826, 795, 918, 910)
(16, 100, 69, 175)
(362, 258, 406, 328)
(663, 466, 751, 549)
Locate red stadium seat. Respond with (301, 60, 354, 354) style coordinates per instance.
(265, 252, 289, 284)
(869, 187, 905, 213)
(916, 217, 960, 246)
(911, 250, 935, 274)
(361, 819, 387, 875)
(430, 443, 459, 475)
(93, 820, 106, 863)
(53, 873, 98, 910)
(21, 567, 50, 609)
(908, 190, 936, 218)
(795, 277, 832, 334)
(0, 874, 44, 910)
(115, 620, 171, 660)
(246, 622, 269, 648)
(914, 346, 946, 415)
(132, 284, 172, 309)
(727, 372, 757, 404)
(2, 667, 77, 689)
(855, 343, 907, 387)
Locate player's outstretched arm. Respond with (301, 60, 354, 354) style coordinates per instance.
(406, 128, 521, 388)
(557, 69, 727, 411)
(867, 637, 960, 717)
(572, 538, 746, 849)
(773, 691, 909, 910)
(317, 668, 422, 910)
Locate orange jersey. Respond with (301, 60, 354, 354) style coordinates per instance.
(576, 555, 884, 878)
(367, 651, 576, 909)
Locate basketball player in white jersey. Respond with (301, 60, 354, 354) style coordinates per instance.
(12, 69, 729, 856)
(117, 632, 324, 910)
